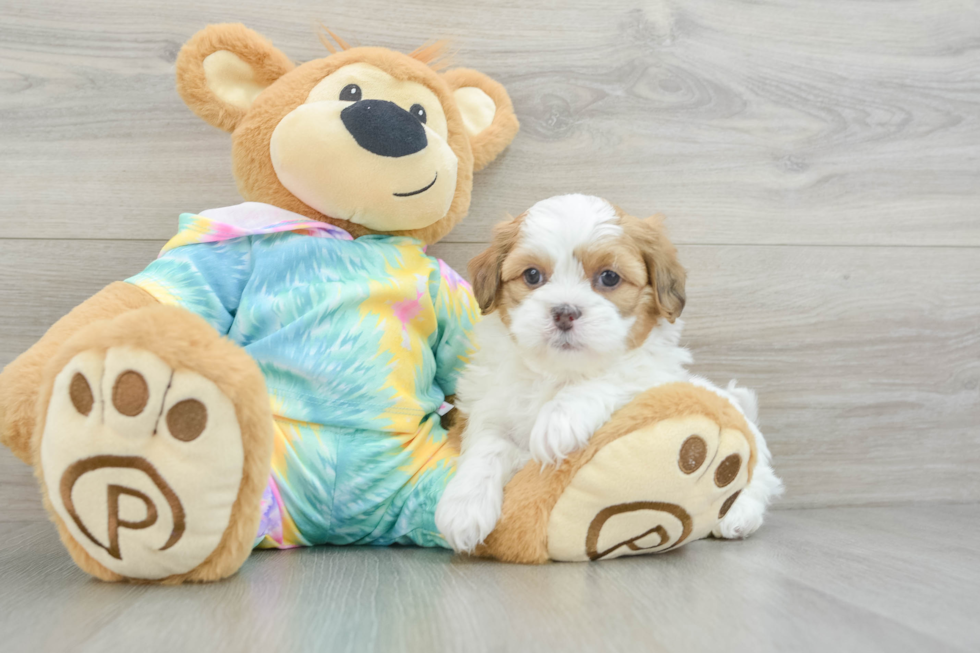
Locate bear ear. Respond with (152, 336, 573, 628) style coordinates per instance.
(176, 24, 295, 132)
(442, 69, 520, 172)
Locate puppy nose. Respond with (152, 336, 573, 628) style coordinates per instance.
(340, 100, 428, 158)
(551, 304, 583, 332)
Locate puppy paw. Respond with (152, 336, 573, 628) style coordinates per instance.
(712, 493, 765, 539)
(529, 401, 592, 466)
(435, 479, 502, 554)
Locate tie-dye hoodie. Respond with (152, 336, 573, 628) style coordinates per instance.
(127, 202, 479, 549)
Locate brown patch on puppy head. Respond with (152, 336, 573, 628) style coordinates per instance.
(572, 222, 662, 349)
(469, 213, 528, 319)
(613, 209, 687, 347)
(496, 249, 555, 326)
(575, 238, 654, 320)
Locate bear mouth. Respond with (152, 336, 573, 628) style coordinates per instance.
(393, 172, 438, 198)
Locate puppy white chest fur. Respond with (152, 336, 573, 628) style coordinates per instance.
(456, 312, 692, 454)
(435, 194, 781, 554)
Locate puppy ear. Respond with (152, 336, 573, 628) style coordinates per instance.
(442, 69, 520, 172)
(626, 214, 687, 322)
(468, 214, 524, 314)
(468, 245, 501, 314)
(176, 24, 294, 132)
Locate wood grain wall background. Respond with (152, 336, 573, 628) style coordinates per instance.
(1, 0, 978, 522)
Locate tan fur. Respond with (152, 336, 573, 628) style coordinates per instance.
(445, 412, 465, 454)
(495, 250, 553, 325)
(231, 47, 476, 244)
(31, 305, 274, 583)
(469, 206, 684, 348)
(500, 250, 553, 285)
(0, 282, 158, 463)
(176, 23, 295, 133)
(574, 238, 657, 348)
(3, 24, 520, 582)
(617, 210, 687, 323)
(575, 240, 648, 291)
(317, 27, 352, 54)
(582, 211, 686, 348)
(468, 213, 527, 314)
(442, 69, 520, 172)
(175, 25, 518, 245)
(494, 281, 530, 328)
(624, 289, 662, 350)
(408, 41, 452, 70)
(319, 27, 451, 69)
(480, 382, 757, 564)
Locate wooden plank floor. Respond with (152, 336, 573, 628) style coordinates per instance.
(1, 505, 978, 653)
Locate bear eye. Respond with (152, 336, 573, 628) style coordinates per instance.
(598, 270, 621, 288)
(410, 103, 427, 124)
(340, 84, 362, 102)
(523, 268, 544, 287)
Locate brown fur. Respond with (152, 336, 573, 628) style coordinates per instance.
(575, 239, 649, 292)
(445, 411, 465, 453)
(407, 41, 453, 71)
(617, 210, 687, 323)
(176, 23, 295, 133)
(496, 250, 554, 326)
(442, 68, 521, 172)
(469, 205, 684, 347)
(32, 305, 274, 583)
(592, 209, 687, 348)
(0, 282, 158, 463)
(318, 28, 452, 70)
(175, 24, 518, 245)
(468, 213, 527, 315)
(480, 382, 757, 564)
(499, 251, 553, 286)
(2, 24, 521, 582)
(317, 27, 352, 54)
(574, 237, 660, 348)
(229, 46, 475, 244)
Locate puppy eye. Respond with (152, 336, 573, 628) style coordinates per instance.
(410, 103, 427, 124)
(340, 84, 362, 102)
(598, 270, 621, 288)
(523, 268, 544, 287)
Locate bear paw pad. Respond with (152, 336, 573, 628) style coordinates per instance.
(547, 414, 751, 561)
(40, 347, 244, 580)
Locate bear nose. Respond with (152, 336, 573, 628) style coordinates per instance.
(340, 99, 427, 158)
(552, 304, 583, 332)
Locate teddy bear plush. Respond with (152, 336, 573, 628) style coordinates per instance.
(0, 24, 758, 583)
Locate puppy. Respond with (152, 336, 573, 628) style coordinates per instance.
(435, 194, 782, 554)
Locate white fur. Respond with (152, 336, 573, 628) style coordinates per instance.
(435, 194, 783, 553)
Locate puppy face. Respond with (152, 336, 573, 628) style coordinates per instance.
(470, 195, 686, 370)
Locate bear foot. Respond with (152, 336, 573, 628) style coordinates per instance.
(41, 346, 244, 579)
(481, 382, 757, 563)
(547, 413, 750, 560)
(35, 305, 273, 583)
